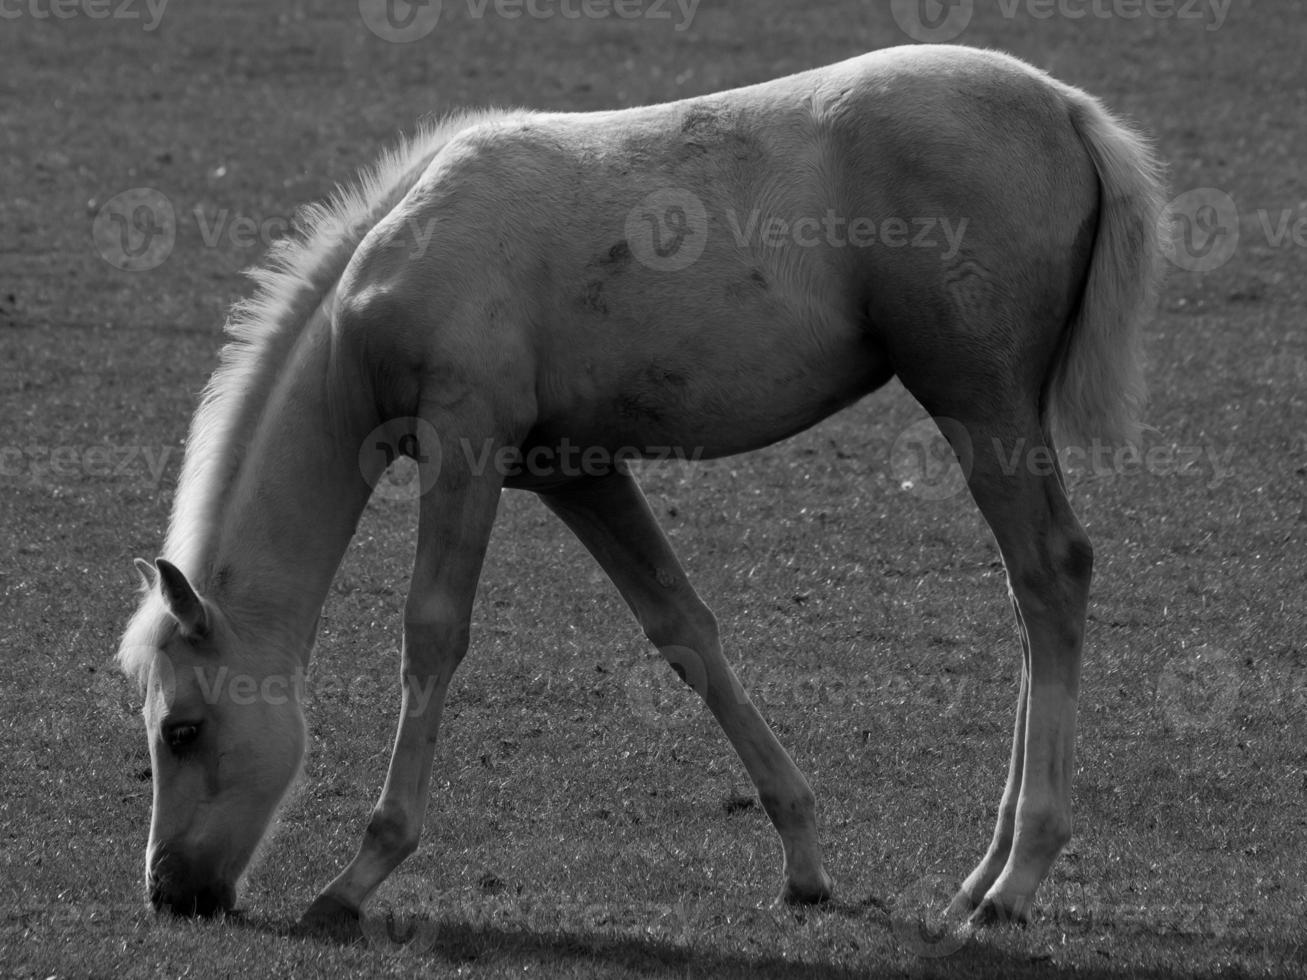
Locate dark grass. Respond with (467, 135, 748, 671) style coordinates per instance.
(2, 1, 1306, 977)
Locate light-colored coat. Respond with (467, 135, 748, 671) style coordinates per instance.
(120, 44, 1165, 929)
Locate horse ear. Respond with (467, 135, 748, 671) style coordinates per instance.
(133, 557, 156, 591)
(155, 558, 209, 639)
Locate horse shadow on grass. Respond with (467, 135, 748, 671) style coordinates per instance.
(230, 900, 1303, 980)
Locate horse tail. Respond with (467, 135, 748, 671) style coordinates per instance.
(1045, 89, 1168, 449)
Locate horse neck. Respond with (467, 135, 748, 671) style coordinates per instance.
(208, 315, 378, 654)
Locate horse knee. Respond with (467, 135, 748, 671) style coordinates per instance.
(364, 803, 420, 861)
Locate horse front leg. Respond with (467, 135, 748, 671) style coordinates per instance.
(300, 421, 505, 934)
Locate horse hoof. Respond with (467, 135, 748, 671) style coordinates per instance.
(780, 868, 835, 905)
(946, 888, 980, 918)
(967, 893, 1031, 928)
(298, 894, 363, 941)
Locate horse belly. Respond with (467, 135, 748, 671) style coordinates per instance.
(527, 284, 891, 467)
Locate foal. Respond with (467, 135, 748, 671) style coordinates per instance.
(119, 44, 1165, 929)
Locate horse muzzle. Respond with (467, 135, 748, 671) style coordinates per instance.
(148, 849, 236, 917)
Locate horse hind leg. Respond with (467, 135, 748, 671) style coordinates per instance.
(906, 394, 1092, 925)
(540, 471, 835, 905)
(947, 622, 1030, 921)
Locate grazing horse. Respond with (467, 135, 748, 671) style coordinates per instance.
(117, 44, 1165, 929)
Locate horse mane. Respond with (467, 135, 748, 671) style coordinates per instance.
(118, 108, 512, 685)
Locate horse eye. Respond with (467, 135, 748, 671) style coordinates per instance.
(164, 723, 201, 752)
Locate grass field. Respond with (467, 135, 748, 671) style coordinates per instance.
(2, 1, 1305, 977)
